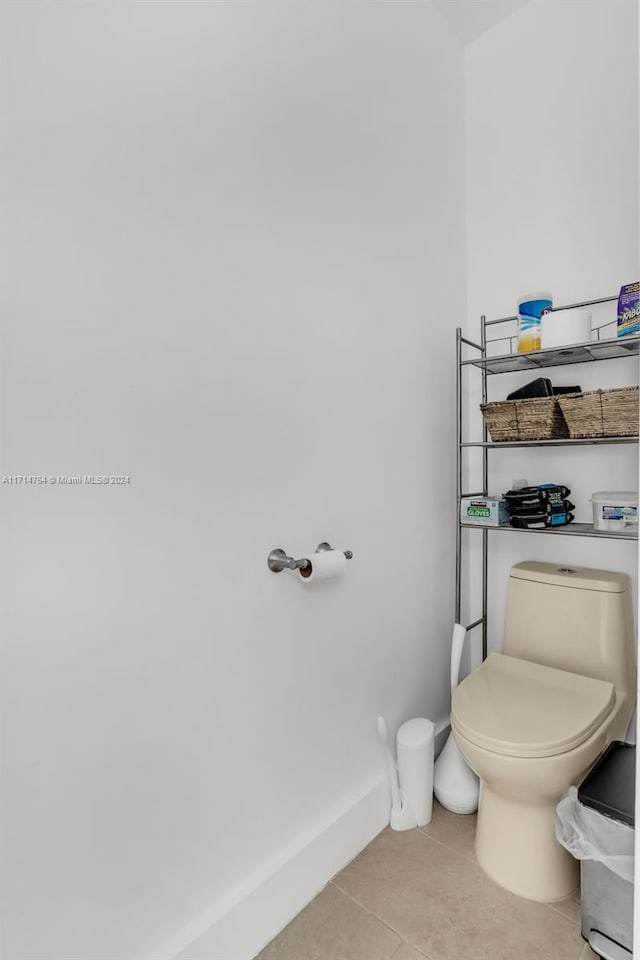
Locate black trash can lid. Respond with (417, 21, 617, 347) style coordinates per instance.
(578, 741, 635, 828)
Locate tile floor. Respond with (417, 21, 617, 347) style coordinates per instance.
(256, 801, 595, 960)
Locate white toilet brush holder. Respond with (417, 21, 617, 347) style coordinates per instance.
(433, 623, 479, 815)
(378, 716, 435, 830)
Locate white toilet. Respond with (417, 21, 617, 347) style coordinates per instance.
(451, 561, 636, 903)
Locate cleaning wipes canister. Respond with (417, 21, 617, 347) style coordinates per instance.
(591, 491, 638, 531)
(517, 292, 552, 352)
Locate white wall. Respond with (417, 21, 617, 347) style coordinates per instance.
(0, 4, 465, 959)
(464, 0, 639, 670)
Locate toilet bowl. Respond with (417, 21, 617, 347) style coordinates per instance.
(452, 562, 635, 902)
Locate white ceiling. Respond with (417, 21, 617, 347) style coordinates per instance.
(434, 0, 532, 46)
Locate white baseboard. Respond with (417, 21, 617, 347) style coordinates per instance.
(147, 715, 450, 960)
(154, 775, 389, 960)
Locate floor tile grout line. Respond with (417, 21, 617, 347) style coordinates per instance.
(330, 880, 437, 960)
(416, 826, 477, 865)
(330, 880, 409, 946)
(544, 900, 581, 928)
(389, 939, 435, 960)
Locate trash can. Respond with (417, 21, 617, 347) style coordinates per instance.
(556, 741, 635, 960)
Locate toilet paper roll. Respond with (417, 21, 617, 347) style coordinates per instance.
(541, 309, 592, 349)
(298, 549, 347, 582)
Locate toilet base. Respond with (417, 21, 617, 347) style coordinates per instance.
(475, 784, 579, 902)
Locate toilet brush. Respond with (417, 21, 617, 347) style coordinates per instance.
(433, 623, 479, 815)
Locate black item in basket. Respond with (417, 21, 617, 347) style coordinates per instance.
(505, 379, 582, 402)
(552, 385, 582, 396)
(506, 378, 553, 401)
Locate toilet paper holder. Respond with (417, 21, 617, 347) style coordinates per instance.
(267, 542, 353, 573)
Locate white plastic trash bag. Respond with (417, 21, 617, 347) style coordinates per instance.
(556, 786, 634, 884)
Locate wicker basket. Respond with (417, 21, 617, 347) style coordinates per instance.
(556, 386, 639, 438)
(480, 396, 569, 442)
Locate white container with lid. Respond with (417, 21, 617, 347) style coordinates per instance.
(591, 491, 638, 531)
(541, 308, 592, 349)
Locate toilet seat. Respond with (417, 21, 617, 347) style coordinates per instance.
(452, 653, 615, 759)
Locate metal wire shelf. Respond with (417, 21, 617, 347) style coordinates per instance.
(460, 521, 638, 542)
(461, 335, 640, 375)
(461, 436, 638, 449)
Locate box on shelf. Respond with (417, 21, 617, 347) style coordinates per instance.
(617, 282, 640, 337)
(460, 497, 509, 526)
(591, 491, 638, 531)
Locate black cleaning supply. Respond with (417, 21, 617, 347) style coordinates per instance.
(504, 483, 574, 529)
(509, 500, 575, 518)
(504, 483, 571, 508)
(509, 512, 575, 529)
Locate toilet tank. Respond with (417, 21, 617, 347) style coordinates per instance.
(504, 561, 635, 700)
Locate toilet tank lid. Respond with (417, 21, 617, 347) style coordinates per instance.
(510, 561, 629, 593)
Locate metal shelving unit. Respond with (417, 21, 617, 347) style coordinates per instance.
(455, 295, 640, 662)
(460, 521, 637, 541)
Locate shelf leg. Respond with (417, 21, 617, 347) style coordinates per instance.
(455, 327, 462, 625)
(481, 315, 488, 661)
